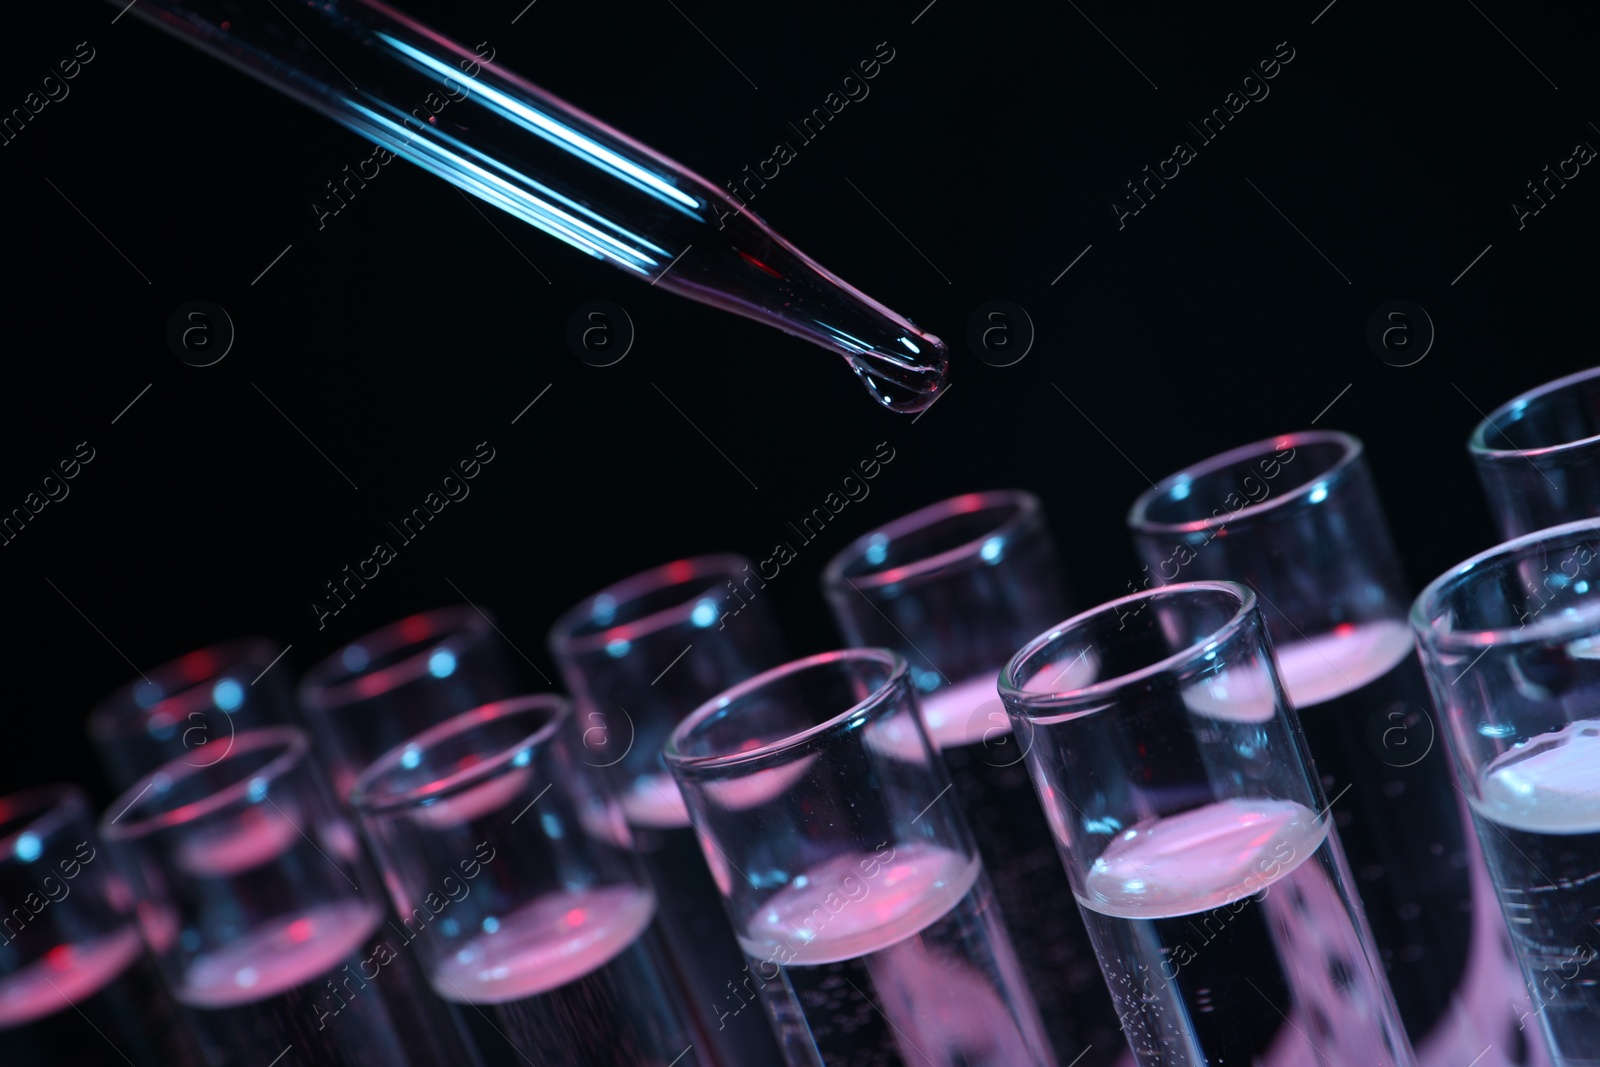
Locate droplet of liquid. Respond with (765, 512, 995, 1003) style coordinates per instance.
(844, 334, 950, 413)
(652, 199, 950, 413)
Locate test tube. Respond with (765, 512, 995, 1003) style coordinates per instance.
(821, 491, 1124, 1065)
(99, 726, 474, 1067)
(548, 554, 788, 1065)
(1127, 430, 1540, 1065)
(88, 637, 294, 792)
(1412, 519, 1600, 1067)
(349, 695, 706, 1067)
(665, 648, 1055, 1067)
(0, 785, 199, 1067)
(299, 606, 519, 802)
(1001, 582, 1416, 1066)
(1469, 365, 1600, 539)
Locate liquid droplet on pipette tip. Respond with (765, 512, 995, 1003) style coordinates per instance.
(845, 328, 950, 414)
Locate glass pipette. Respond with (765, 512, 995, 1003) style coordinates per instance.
(121, 0, 949, 412)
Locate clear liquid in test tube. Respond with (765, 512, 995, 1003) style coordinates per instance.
(1003, 582, 1417, 1067)
(1129, 431, 1548, 1067)
(668, 649, 1056, 1067)
(824, 491, 1129, 1066)
(353, 695, 708, 1067)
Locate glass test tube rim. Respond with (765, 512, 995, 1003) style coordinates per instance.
(98, 725, 310, 842)
(664, 647, 910, 775)
(299, 604, 495, 713)
(1127, 428, 1361, 537)
(87, 636, 286, 744)
(548, 552, 756, 655)
(1468, 363, 1600, 461)
(1000, 580, 1257, 720)
(1411, 516, 1600, 657)
(348, 692, 570, 817)
(820, 489, 1043, 593)
(0, 783, 91, 858)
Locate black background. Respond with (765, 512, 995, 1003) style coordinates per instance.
(2, 0, 1595, 808)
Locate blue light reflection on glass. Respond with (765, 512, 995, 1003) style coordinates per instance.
(813, 321, 873, 356)
(378, 36, 700, 216)
(212, 678, 245, 712)
(428, 649, 457, 678)
(374, 101, 670, 258)
(14, 833, 41, 862)
(343, 101, 660, 273)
